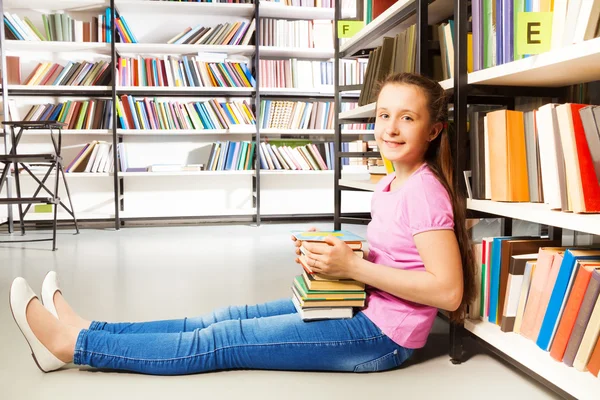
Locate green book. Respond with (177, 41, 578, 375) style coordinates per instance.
(483, 0, 493, 69)
(24, 17, 46, 41)
(75, 101, 89, 129)
(293, 276, 366, 300)
(513, 0, 525, 60)
(42, 14, 51, 41)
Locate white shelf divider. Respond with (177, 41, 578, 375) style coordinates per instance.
(259, 46, 334, 59)
(260, 87, 334, 96)
(115, 43, 255, 56)
(119, 208, 257, 219)
(8, 85, 111, 92)
(338, 178, 377, 192)
(260, 129, 374, 135)
(116, 128, 255, 135)
(467, 199, 600, 236)
(118, 170, 254, 177)
(19, 129, 112, 135)
(465, 319, 599, 400)
(4, 0, 108, 11)
(5, 40, 111, 53)
(469, 37, 600, 87)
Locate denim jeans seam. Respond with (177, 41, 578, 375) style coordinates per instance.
(77, 333, 388, 363)
(73, 329, 89, 365)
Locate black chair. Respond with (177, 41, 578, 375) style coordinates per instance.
(0, 121, 79, 250)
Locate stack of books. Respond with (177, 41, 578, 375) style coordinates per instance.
(290, 230, 367, 321)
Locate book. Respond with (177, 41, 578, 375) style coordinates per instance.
(291, 230, 364, 249)
(291, 294, 353, 321)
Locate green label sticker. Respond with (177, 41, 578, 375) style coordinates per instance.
(515, 12, 553, 56)
(337, 21, 364, 38)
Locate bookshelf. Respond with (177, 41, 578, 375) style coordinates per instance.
(0, 0, 373, 228)
(333, 0, 600, 398)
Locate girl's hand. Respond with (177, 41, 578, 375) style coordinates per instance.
(291, 226, 317, 257)
(300, 236, 357, 279)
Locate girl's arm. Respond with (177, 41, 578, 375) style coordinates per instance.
(301, 230, 463, 312)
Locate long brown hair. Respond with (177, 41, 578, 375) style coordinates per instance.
(375, 72, 475, 323)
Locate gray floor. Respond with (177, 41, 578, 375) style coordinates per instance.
(0, 222, 560, 400)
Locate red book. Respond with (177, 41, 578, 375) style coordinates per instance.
(570, 103, 600, 212)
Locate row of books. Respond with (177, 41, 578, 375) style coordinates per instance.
(168, 19, 255, 46)
(155, 0, 253, 3)
(471, 0, 600, 71)
(358, 24, 417, 106)
(66, 140, 114, 173)
(117, 56, 255, 88)
(259, 19, 332, 48)
(22, 60, 111, 87)
(339, 59, 369, 86)
(22, 100, 114, 130)
(116, 95, 256, 130)
(470, 240, 600, 377)
(469, 102, 600, 213)
(259, 141, 331, 171)
(291, 230, 366, 321)
(259, 59, 333, 90)
(259, 100, 333, 130)
(3, 9, 132, 43)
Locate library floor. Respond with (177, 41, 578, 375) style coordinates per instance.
(0, 222, 560, 400)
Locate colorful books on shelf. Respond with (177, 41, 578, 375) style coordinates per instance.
(341, 103, 375, 130)
(291, 230, 366, 321)
(468, 102, 600, 213)
(259, 19, 332, 48)
(3, 9, 116, 43)
(23, 100, 114, 129)
(22, 60, 111, 86)
(66, 140, 114, 173)
(259, 140, 330, 171)
(117, 55, 255, 88)
(167, 19, 255, 46)
(259, 100, 334, 129)
(263, 0, 333, 6)
(469, 239, 600, 377)
(339, 58, 369, 86)
(116, 95, 255, 130)
(471, 0, 600, 71)
(259, 59, 333, 90)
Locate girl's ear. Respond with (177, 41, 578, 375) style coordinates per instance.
(429, 122, 444, 142)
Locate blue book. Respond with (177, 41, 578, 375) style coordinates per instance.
(49, 103, 64, 121)
(488, 236, 535, 324)
(291, 230, 365, 245)
(503, 0, 513, 63)
(225, 141, 237, 170)
(106, 8, 112, 43)
(218, 141, 229, 171)
(536, 249, 600, 351)
(239, 63, 256, 87)
(495, 0, 503, 65)
(197, 103, 216, 129)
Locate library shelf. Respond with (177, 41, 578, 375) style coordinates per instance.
(469, 37, 600, 87)
(260, 129, 373, 135)
(339, 0, 453, 57)
(5, 40, 112, 53)
(114, 0, 254, 17)
(339, 102, 376, 120)
(17, 129, 112, 135)
(117, 86, 255, 96)
(118, 170, 254, 177)
(115, 43, 255, 56)
(116, 128, 255, 135)
(260, 2, 334, 20)
(259, 46, 335, 59)
(338, 178, 376, 192)
(466, 199, 600, 236)
(464, 319, 598, 400)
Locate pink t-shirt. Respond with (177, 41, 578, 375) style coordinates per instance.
(361, 163, 454, 349)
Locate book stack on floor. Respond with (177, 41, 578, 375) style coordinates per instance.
(290, 230, 367, 321)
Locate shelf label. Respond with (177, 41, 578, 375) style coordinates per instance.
(515, 12, 553, 56)
(338, 21, 364, 38)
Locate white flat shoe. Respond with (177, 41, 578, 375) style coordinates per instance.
(41, 271, 60, 319)
(9, 277, 66, 372)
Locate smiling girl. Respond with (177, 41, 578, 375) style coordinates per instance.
(10, 72, 475, 375)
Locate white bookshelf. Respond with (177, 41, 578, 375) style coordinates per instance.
(119, 208, 257, 219)
(469, 37, 600, 87)
(338, 178, 377, 192)
(115, 0, 255, 17)
(467, 199, 600, 237)
(22, 211, 114, 221)
(259, 46, 335, 59)
(260, 87, 335, 96)
(115, 43, 255, 56)
(465, 319, 599, 400)
(5, 40, 111, 53)
(339, 102, 376, 120)
(439, 78, 453, 90)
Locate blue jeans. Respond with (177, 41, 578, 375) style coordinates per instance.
(73, 298, 413, 375)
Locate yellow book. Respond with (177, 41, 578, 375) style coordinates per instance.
(134, 102, 147, 129)
(27, 62, 52, 85)
(225, 103, 240, 124)
(382, 154, 395, 173)
(233, 63, 251, 87)
(467, 32, 474, 73)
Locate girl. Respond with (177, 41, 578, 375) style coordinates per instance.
(9, 72, 475, 375)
